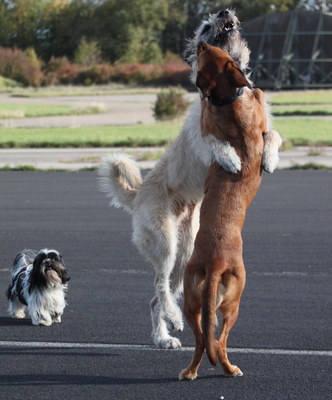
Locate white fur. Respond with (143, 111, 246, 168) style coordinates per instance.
(98, 98, 279, 348)
(7, 249, 68, 326)
(204, 134, 242, 173)
(27, 286, 67, 326)
(262, 129, 283, 173)
(98, 11, 282, 349)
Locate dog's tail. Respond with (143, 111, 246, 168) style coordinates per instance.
(201, 265, 223, 366)
(98, 153, 142, 214)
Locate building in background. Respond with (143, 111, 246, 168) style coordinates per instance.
(243, 11, 332, 89)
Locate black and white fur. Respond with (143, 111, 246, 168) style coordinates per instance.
(6, 249, 70, 326)
(98, 9, 282, 349)
(184, 9, 251, 84)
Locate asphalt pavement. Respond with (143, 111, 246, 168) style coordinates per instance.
(0, 169, 331, 400)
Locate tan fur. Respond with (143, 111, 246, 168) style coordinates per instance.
(179, 44, 266, 380)
(98, 11, 282, 349)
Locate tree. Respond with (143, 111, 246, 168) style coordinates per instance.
(0, 0, 48, 50)
(0, 0, 303, 65)
(298, 0, 332, 11)
(40, 0, 97, 61)
(93, 0, 169, 63)
(73, 38, 103, 66)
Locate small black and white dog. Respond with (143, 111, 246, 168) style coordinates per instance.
(6, 249, 70, 326)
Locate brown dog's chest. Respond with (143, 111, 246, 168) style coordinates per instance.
(201, 95, 266, 153)
(195, 162, 262, 259)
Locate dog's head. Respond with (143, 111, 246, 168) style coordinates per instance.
(184, 9, 250, 84)
(196, 43, 251, 101)
(29, 249, 70, 291)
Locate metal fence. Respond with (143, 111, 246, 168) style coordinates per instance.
(243, 10, 332, 89)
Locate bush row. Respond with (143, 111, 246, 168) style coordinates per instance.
(0, 47, 191, 88)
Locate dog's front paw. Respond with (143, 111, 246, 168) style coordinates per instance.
(262, 150, 279, 173)
(13, 310, 26, 319)
(262, 129, 283, 173)
(38, 320, 52, 326)
(206, 136, 242, 173)
(32, 318, 52, 326)
(219, 148, 242, 174)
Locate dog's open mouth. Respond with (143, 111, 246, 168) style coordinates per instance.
(222, 21, 235, 32)
(214, 20, 237, 44)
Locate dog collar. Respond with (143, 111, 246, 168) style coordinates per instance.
(208, 86, 244, 106)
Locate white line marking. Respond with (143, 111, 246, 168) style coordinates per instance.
(0, 341, 331, 356)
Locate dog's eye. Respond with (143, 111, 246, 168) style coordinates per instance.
(201, 24, 211, 35)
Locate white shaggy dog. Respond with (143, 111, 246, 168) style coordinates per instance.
(99, 9, 282, 349)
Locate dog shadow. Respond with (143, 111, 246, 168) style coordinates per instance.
(0, 373, 175, 387)
(0, 316, 31, 327)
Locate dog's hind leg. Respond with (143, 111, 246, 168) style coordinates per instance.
(150, 295, 181, 349)
(154, 252, 184, 334)
(137, 218, 183, 348)
(179, 281, 204, 380)
(170, 204, 200, 305)
(216, 304, 243, 377)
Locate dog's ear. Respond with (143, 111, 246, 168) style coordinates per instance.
(225, 61, 252, 89)
(196, 71, 216, 99)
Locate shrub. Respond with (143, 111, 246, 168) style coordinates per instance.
(74, 64, 114, 85)
(0, 76, 22, 88)
(0, 47, 43, 86)
(153, 88, 189, 120)
(43, 56, 82, 85)
(0, 46, 191, 87)
(158, 61, 191, 87)
(111, 60, 190, 86)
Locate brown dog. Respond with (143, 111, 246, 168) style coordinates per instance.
(179, 43, 267, 380)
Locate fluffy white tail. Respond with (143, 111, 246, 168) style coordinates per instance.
(98, 153, 142, 214)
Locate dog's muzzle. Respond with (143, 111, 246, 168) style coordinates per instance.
(214, 10, 237, 42)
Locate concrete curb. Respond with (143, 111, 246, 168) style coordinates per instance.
(0, 146, 331, 171)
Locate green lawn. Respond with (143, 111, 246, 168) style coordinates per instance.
(0, 103, 105, 118)
(270, 90, 332, 105)
(0, 123, 181, 148)
(273, 105, 332, 116)
(7, 84, 183, 97)
(1, 101, 331, 118)
(273, 119, 332, 145)
(0, 119, 331, 148)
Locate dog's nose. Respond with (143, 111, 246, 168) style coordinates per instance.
(217, 10, 230, 18)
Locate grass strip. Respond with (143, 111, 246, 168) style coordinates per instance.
(0, 103, 105, 118)
(270, 91, 332, 105)
(273, 119, 332, 146)
(0, 123, 181, 148)
(0, 119, 331, 148)
(273, 105, 332, 116)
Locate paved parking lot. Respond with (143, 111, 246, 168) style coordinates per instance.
(0, 170, 331, 399)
